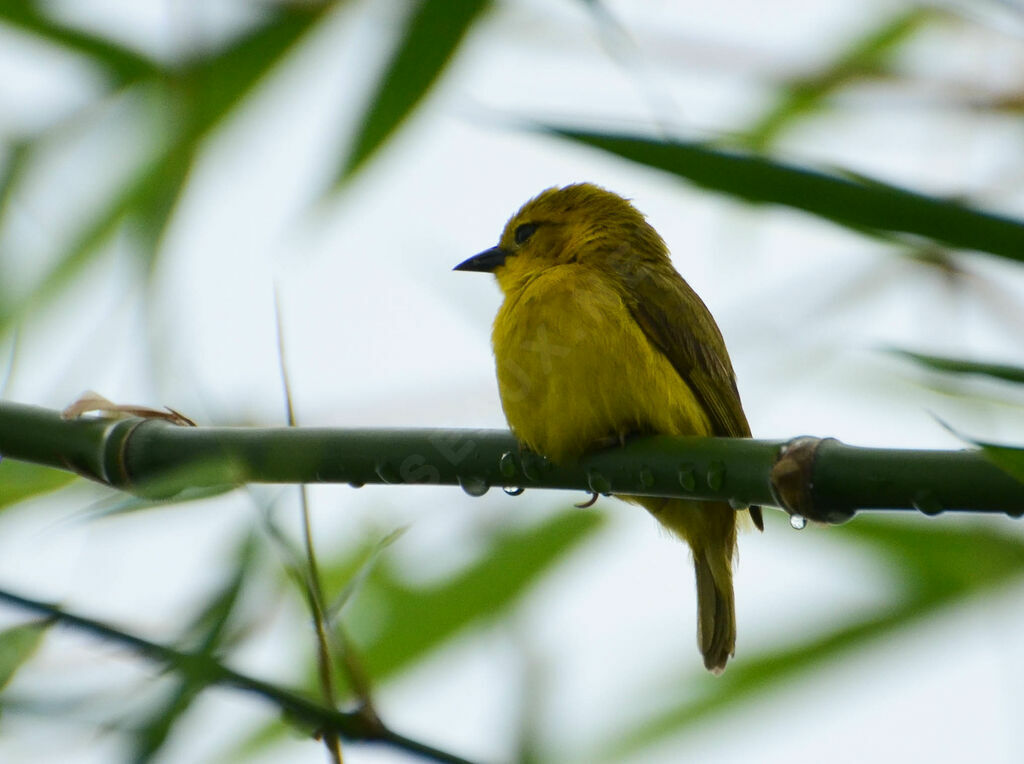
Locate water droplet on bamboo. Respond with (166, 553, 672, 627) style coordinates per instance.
(678, 465, 696, 491)
(521, 453, 542, 481)
(347, 480, 365, 489)
(706, 461, 725, 491)
(375, 461, 400, 484)
(502, 486, 524, 496)
(789, 514, 807, 530)
(912, 490, 943, 516)
(638, 467, 655, 489)
(459, 475, 490, 497)
(498, 451, 518, 479)
(587, 470, 611, 495)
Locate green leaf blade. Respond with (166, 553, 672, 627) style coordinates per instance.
(336, 0, 491, 184)
(351, 507, 605, 681)
(548, 129, 1024, 262)
(889, 348, 1024, 386)
(747, 9, 930, 148)
(0, 460, 77, 512)
(0, 621, 49, 691)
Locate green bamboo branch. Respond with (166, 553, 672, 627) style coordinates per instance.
(0, 586, 476, 764)
(0, 400, 1021, 523)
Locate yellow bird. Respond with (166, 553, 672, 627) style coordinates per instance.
(455, 183, 762, 672)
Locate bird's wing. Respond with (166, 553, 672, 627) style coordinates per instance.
(609, 257, 764, 530)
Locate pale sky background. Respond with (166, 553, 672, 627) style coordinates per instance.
(2, 1, 1024, 762)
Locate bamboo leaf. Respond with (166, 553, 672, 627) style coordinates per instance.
(84, 484, 237, 521)
(0, 0, 160, 84)
(0, 459, 76, 512)
(0, 621, 49, 691)
(888, 348, 1024, 385)
(335, 0, 491, 184)
(129, 534, 257, 762)
(1, 3, 341, 330)
(234, 508, 603, 757)
(0, 146, 170, 334)
(747, 10, 930, 148)
(932, 418, 1024, 488)
(975, 443, 1024, 486)
(546, 129, 1024, 263)
(122, 3, 340, 274)
(177, 3, 337, 139)
(327, 525, 408, 618)
(349, 507, 605, 681)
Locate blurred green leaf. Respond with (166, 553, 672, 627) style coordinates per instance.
(0, 621, 49, 691)
(0, 140, 30, 227)
(0, 459, 77, 512)
(234, 507, 604, 757)
(843, 515, 1024, 594)
(129, 533, 257, 762)
(1, 3, 342, 330)
(932, 418, 1024, 488)
(85, 484, 238, 520)
(0, 145, 170, 333)
(336, 0, 491, 184)
(127, 2, 341, 273)
(0, 0, 161, 84)
(888, 348, 1024, 385)
(327, 525, 408, 618)
(747, 10, 930, 149)
(350, 507, 605, 681)
(224, 716, 294, 762)
(600, 516, 1024, 760)
(176, 3, 338, 140)
(548, 129, 1024, 263)
(975, 443, 1024, 486)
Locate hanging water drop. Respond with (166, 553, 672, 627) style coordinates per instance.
(458, 475, 490, 497)
(502, 486, 525, 496)
(347, 480, 365, 489)
(789, 514, 807, 530)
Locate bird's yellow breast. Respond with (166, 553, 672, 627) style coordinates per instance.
(492, 263, 711, 463)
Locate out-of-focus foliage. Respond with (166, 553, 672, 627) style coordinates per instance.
(2, 1, 1024, 762)
(547, 128, 1024, 262)
(0, 460, 76, 512)
(0, 622, 49, 692)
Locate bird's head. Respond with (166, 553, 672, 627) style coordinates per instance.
(454, 183, 668, 293)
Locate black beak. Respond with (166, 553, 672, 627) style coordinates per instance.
(453, 246, 508, 273)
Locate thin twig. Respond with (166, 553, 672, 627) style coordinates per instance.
(275, 289, 344, 763)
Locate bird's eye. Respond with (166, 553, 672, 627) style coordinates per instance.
(514, 222, 539, 245)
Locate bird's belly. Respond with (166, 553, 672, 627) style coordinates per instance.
(492, 267, 711, 463)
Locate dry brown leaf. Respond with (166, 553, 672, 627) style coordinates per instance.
(61, 390, 196, 426)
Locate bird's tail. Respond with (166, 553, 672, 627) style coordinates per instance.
(637, 498, 737, 673)
(691, 540, 735, 673)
